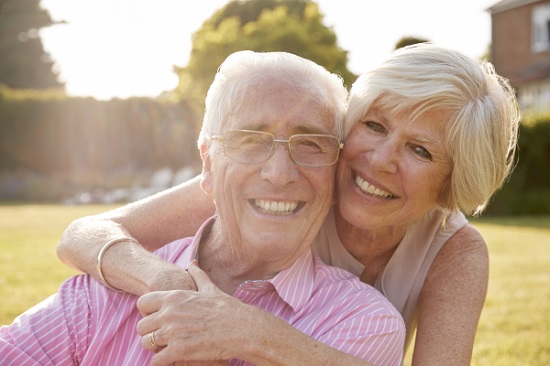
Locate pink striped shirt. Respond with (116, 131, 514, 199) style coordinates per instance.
(0, 217, 404, 365)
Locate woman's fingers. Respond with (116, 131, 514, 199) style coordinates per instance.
(187, 260, 218, 292)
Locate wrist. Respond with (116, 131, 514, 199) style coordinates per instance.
(235, 306, 285, 364)
(96, 237, 138, 292)
(147, 265, 197, 292)
(97, 239, 167, 296)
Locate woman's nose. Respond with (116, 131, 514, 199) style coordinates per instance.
(368, 139, 399, 174)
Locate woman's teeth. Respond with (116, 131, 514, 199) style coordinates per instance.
(255, 200, 298, 215)
(354, 176, 395, 198)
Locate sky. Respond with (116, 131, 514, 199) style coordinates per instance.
(39, 0, 500, 100)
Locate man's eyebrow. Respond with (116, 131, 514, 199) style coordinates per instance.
(294, 126, 324, 134)
(235, 123, 331, 135)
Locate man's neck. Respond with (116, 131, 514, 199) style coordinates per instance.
(195, 221, 280, 294)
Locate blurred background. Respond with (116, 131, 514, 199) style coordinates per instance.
(0, 0, 549, 215)
(1, 2, 550, 364)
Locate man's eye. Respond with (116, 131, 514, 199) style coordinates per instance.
(241, 137, 265, 145)
(363, 121, 386, 134)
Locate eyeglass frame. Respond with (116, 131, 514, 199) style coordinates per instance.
(208, 129, 344, 167)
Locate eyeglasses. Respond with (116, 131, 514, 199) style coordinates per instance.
(209, 129, 344, 167)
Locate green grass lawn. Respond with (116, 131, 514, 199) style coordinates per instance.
(0, 204, 118, 324)
(470, 216, 550, 366)
(1, 204, 549, 365)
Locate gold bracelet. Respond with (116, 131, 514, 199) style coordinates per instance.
(96, 237, 136, 292)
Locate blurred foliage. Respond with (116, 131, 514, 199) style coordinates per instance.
(0, 0, 547, 215)
(485, 114, 550, 215)
(1, 85, 549, 214)
(0, 88, 200, 201)
(481, 43, 492, 62)
(0, 0, 63, 89)
(173, 0, 356, 122)
(394, 36, 430, 50)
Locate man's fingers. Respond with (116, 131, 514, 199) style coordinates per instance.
(137, 291, 170, 316)
(136, 291, 170, 336)
(141, 329, 165, 352)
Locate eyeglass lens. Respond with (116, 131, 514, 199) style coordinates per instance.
(222, 130, 340, 167)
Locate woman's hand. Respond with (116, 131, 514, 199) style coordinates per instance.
(137, 261, 256, 366)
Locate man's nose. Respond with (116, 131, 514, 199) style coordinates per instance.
(260, 142, 299, 186)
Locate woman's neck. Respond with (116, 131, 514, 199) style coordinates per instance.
(334, 208, 406, 285)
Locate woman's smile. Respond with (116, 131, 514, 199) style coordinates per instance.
(354, 175, 397, 199)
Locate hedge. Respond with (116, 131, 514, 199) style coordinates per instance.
(0, 89, 201, 200)
(485, 114, 550, 215)
(0, 88, 548, 214)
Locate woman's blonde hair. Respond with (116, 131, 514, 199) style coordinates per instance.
(346, 43, 521, 215)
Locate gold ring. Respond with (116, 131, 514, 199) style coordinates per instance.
(149, 330, 160, 349)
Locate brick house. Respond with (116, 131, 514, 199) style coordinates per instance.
(489, 0, 550, 113)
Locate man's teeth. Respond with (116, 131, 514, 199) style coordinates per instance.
(255, 200, 298, 214)
(354, 176, 395, 198)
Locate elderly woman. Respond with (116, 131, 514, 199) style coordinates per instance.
(0, 51, 404, 366)
(57, 44, 521, 365)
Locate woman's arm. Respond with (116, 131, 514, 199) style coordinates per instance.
(412, 224, 489, 366)
(57, 175, 216, 295)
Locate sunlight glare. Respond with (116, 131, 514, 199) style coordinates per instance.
(39, 0, 495, 100)
(40, 0, 227, 99)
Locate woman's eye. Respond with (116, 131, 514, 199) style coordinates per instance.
(411, 145, 432, 160)
(363, 121, 386, 134)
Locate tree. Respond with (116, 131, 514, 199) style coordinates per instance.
(0, 0, 63, 89)
(481, 43, 491, 62)
(173, 0, 355, 119)
(394, 36, 430, 50)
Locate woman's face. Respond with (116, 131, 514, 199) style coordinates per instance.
(335, 106, 452, 231)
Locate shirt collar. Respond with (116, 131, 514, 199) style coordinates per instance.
(177, 215, 216, 267)
(267, 249, 316, 312)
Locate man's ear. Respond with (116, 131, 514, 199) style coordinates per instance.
(199, 144, 214, 195)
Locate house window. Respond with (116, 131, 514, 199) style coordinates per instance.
(532, 3, 550, 52)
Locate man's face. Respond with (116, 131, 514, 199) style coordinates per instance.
(203, 76, 338, 271)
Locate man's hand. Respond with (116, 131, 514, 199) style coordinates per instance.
(137, 261, 254, 366)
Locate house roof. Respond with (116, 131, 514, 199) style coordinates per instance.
(488, 0, 546, 14)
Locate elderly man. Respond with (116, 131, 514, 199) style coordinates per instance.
(0, 51, 404, 366)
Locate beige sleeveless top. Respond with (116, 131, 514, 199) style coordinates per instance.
(312, 207, 468, 352)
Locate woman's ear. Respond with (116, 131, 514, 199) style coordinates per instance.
(199, 144, 214, 196)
